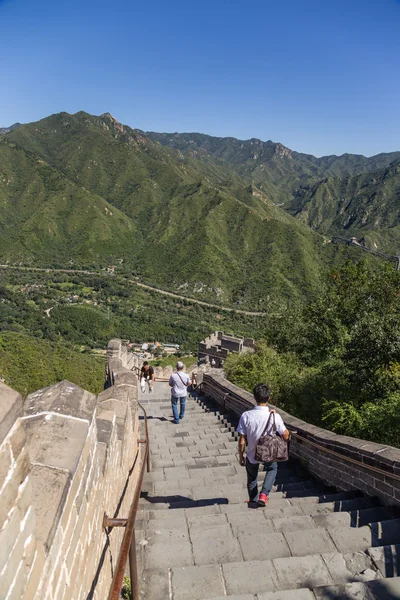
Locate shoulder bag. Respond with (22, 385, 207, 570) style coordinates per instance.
(254, 413, 288, 462)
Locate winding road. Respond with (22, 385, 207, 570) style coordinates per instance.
(0, 264, 266, 317)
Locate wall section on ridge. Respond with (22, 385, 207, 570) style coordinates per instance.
(0, 339, 141, 600)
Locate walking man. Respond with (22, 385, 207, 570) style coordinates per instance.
(169, 361, 190, 424)
(237, 383, 290, 506)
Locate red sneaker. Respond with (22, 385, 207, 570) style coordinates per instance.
(258, 493, 268, 507)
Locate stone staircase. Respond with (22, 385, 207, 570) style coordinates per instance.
(137, 383, 400, 599)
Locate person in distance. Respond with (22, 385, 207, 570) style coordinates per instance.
(169, 361, 191, 424)
(140, 361, 155, 393)
(237, 383, 290, 507)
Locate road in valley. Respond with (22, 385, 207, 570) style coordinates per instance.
(0, 265, 266, 317)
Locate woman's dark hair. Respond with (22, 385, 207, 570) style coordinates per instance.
(143, 361, 149, 366)
(253, 383, 271, 404)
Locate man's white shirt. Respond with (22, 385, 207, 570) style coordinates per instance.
(169, 372, 190, 397)
(237, 406, 286, 464)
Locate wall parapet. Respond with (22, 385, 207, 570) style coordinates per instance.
(0, 339, 140, 600)
(201, 372, 400, 508)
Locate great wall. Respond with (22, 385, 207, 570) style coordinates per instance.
(1, 339, 400, 599)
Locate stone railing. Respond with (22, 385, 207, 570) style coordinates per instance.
(201, 371, 400, 508)
(0, 339, 140, 600)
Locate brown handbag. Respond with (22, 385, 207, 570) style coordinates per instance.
(254, 413, 289, 462)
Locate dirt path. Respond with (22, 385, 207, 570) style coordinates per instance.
(0, 265, 266, 317)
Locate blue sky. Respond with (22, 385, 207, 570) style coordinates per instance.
(1, 0, 399, 156)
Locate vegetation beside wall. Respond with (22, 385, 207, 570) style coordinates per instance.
(0, 331, 105, 396)
(225, 261, 400, 447)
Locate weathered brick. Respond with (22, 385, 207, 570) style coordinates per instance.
(9, 421, 27, 462)
(0, 449, 29, 529)
(0, 506, 21, 572)
(22, 544, 46, 600)
(0, 441, 12, 490)
(5, 558, 28, 600)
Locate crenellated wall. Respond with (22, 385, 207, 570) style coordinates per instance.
(201, 371, 400, 508)
(0, 339, 141, 600)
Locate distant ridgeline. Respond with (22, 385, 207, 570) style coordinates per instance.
(1, 111, 400, 307)
(1, 339, 400, 599)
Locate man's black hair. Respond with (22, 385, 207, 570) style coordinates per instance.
(143, 361, 149, 366)
(253, 383, 271, 404)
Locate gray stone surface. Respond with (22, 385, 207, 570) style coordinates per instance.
(24, 380, 96, 421)
(258, 590, 315, 600)
(223, 560, 278, 595)
(200, 596, 254, 600)
(273, 515, 316, 532)
(30, 464, 70, 550)
(283, 528, 336, 556)
(171, 564, 224, 600)
(139, 569, 169, 600)
(328, 526, 372, 553)
(144, 540, 193, 569)
(24, 413, 89, 474)
(273, 555, 332, 589)
(313, 581, 373, 600)
(238, 532, 290, 561)
(191, 523, 242, 564)
(312, 512, 352, 529)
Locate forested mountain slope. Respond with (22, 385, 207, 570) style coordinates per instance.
(0, 111, 355, 306)
(290, 160, 400, 253)
(147, 130, 400, 207)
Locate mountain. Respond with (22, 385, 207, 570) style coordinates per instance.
(289, 160, 400, 253)
(0, 110, 355, 306)
(146, 131, 400, 208)
(0, 123, 21, 135)
(0, 134, 138, 263)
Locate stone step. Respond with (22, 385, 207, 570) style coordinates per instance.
(166, 549, 381, 599)
(313, 576, 400, 599)
(138, 489, 382, 522)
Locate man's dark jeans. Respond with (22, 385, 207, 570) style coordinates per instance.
(246, 458, 278, 501)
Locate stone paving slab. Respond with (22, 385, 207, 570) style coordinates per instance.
(311, 512, 353, 529)
(283, 528, 336, 557)
(313, 581, 373, 600)
(171, 564, 225, 600)
(200, 596, 254, 600)
(191, 523, 243, 565)
(238, 532, 291, 561)
(321, 552, 372, 584)
(144, 539, 193, 569)
(145, 516, 189, 531)
(228, 512, 274, 536)
(328, 526, 373, 553)
(139, 569, 169, 600)
(187, 513, 227, 530)
(258, 590, 315, 600)
(144, 527, 189, 546)
(273, 515, 316, 532)
(273, 555, 333, 589)
(222, 559, 278, 595)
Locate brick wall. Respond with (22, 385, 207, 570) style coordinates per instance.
(0, 339, 141, 599)
(201, 372, 400, 508)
